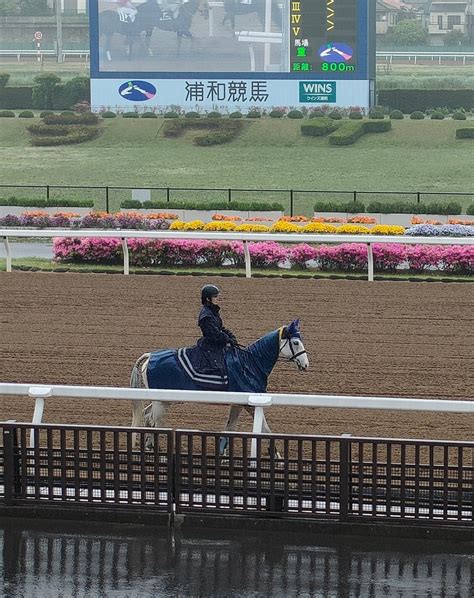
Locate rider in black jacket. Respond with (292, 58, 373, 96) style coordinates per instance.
(197, 285, 238, 354)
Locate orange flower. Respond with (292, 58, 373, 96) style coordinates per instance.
(212, 214, 242, 222)
(22, 210, 49, 217)
(279, 215, 309, 222)
(146, 212, 178, 220)
(348, 216, 376, 224)
(448, 218, 474, 225)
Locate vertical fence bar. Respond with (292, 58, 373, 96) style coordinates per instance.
(417, 191, 421, 205)
(290, 190, 294, 217)
(228, 188, 232, 203)
(46, 185, 50, 201)
(3, 237, 12, 273)
(3, 427, 15, 506)
(243, 241, 252, 279)
(105, 186, 110, 213)
(122, 238, 130, 276)
(367, 243, 374, 282)
(339, 438, 349, 522)
(166, 187, 170, 203)
(353, 191, 357, 205)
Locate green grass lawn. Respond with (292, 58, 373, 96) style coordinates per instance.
(0, 117, 473, 214)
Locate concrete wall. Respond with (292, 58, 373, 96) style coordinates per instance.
(0, 17, 89, 47)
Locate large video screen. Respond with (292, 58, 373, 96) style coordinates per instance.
(96, 0, 359, 75)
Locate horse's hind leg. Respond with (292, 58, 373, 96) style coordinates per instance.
(220, 405, 242, 455)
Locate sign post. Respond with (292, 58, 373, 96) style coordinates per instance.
(34, 31, 43, 63)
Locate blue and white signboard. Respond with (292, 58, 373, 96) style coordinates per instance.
(90, 0, 375, 111)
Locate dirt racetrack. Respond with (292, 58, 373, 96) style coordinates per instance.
(0, 272, 473, 441)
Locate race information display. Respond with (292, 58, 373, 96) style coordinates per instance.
(289, 0, 357, 75)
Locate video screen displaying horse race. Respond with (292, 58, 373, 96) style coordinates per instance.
(97, 0, 358, 74)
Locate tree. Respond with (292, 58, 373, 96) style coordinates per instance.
(32, 73, 62, 110)
(444, 29, 469, 47)
(392, 19, 428, 46)
(0, 0, 18, 16)
(18, 1, 52, 16)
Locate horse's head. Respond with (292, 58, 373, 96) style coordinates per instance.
(279, 319, 309, 371)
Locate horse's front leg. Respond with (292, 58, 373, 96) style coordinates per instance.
(144, 29, 154, 57)
(142, 400, 167, 450)
(105, 35, 113, 61)
(245, 406, 281, 459)
(220, 405, 242, 455)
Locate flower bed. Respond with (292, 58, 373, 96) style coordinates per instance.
(0, 211, 171, 230)
(52, 238, 474, 275)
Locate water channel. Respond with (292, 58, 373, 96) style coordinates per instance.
(0, 518, 472, 597)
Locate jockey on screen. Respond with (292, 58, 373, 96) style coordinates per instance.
(116, 0, 138, 22)
(197, 285, 238, 374)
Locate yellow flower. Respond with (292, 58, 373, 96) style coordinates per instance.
(370, 225, 405, 235)
(235, 224, 271, 232)
(271, 221, 303, 233)
(302, 222, 338, 234)
(170, 220, 185, 230)
(182, 220, 205, 230)
(204, 221, 237, 231)
(335, 224, 371, 235)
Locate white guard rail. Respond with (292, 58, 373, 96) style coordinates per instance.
(2, 228, 473, 281)
(1, 383, 472, 450)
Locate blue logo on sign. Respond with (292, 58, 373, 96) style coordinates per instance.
(118, 80, 157, 102)
(318, 43, 353, 63)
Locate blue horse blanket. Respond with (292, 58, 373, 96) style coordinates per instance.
(146, 330, 281, 394)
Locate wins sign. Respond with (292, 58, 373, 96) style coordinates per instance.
(299, 81, 336, 103)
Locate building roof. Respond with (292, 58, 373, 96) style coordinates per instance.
(430, 2, 468, 11)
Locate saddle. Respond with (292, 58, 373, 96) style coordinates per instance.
(177, 345, 228, 391)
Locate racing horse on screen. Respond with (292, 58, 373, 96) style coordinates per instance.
(130, 320, 308, 449)
(100, 0, 208, 61)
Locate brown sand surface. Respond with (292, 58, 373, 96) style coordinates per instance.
(0, 272, 472, 441)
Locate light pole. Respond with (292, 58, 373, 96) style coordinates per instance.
(56, 0, 63, 63)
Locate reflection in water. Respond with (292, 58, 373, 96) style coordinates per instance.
(0, 519, 472, 597)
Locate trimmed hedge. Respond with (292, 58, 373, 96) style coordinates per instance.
(0, 110, 15, 117)
(328, 111, 342, 120)
(18, 110, 35, 118)
(0, 86, 33, 109)
(410, 111, 425, 120)
(456, 127, 474, 139)
(314, 199, 463, 215)
(287, 110, 304, 119)
(185, 111, 200, 118)
(301, 118, 340, 137)
(390, 110, 404, 119)
(467, 204, 474, 215)
(122, 112, 140, 118)
(141, 112, 158, 118)
(246, 110, 261, 118)
(229, 111, 243, 118)
(28, 124, 74, 137)
(431, 111, 445, 120)
(164, 111, 179, 118)
(43, 113, 98, 126)
(309, 110, 325, 118)
(39, 110, 54, 118)
(348, 111, 363, 120)
(163, 118, 243, 145)
(206, 111, 221, 118)
(121, 199, 284, 211)
(378, 89, 474, 112)
(452, 111, 467, 120)
(0, 197, 94, 208)
(101, 111, 117, 118)
(363, 120, 392, 133)
(30, 126, 100, 146)
(328, 122, 366, 145)
(269, 110, 284, 118)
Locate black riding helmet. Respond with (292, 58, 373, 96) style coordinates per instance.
(201, 284, 220, 305)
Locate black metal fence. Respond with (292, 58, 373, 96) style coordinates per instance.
(1, 184, 473, 216)
(1, 423, 472, 525)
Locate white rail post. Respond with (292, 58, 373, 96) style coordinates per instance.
(248, 394, 272, 458)
(3, 236, 12, 272)
(122, 238, 129, 275)
(367, 243, 374, 282)
(243, 241, 252, 278)
(28, 386, 52, 448)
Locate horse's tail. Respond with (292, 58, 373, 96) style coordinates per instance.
(131, 353, 150, 434)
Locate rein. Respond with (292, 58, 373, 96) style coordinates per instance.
(279, 338, 307, 362)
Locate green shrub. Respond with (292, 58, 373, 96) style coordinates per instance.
(366, 200, 422, 214)
(378, 89, 474, 112)
(122, 112, 140, 118)
(410, 111, 425, 120)
(185, 111, 200, 118)
(431, 111, 445, 120)
(363, 120, 392, 133)
(328, 121, 366, 145)
(28, 124, 75, 137)
(0, 86, 33, 109)
(206, 111, 221, 118)
(164, 111, 179, 118)
(269, 109, 284, 118)
(309, 110, 325, 118)
(0, 110, 15, 117)
(455, 127, 474, 139)
(466, 204, 474, 215)
(314, 200, 365, 214)
(122, 199, 284, 211)
(39, 110, 54, 118)
(287, 109, 304, 119)
(30, 126, 100, 146)
(141, 112, 158, 118)
(0, 197, 93, 208)
(61, 110, 75, 115)
(328, 111, 342, 120)
(246, 110, 261, 118)
(18, 110, 34, 118)
(369, 110, 385, 119)
(43, 113, 98, 126)
(101, 111, 117, 118)
(32, 72, 61, 110)
(0, 72, 10, 88)
(229, 111, 243, 118)
(349, 111, 363, 120)
(390, 110, 404, 119)
(301, 118, 340, 137)
(452, 111, 467, 120)
(162, 118, 243, 145)
(425, 201, 462, 215)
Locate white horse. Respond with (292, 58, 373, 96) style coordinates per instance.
(130, 320, 309, 448)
